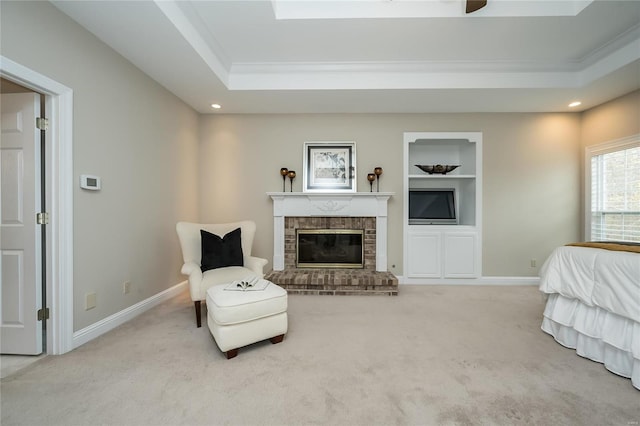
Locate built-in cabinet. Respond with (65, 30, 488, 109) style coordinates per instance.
(403, 132, 482, 282)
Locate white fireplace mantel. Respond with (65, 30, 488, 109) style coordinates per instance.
(267, 192, 394, 272)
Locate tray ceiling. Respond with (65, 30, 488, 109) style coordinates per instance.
(51, 0, 640, 113)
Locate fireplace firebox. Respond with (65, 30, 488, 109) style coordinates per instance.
(296, 229, 364, 268)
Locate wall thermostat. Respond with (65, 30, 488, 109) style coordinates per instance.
(80, 174, 101, 191)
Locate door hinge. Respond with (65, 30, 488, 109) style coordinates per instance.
(36, 212, 49, 225)
(37, 308, 50, 321)
(36, 117, 49, 131)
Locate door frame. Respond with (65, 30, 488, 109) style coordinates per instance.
(1, 55, 74, 355)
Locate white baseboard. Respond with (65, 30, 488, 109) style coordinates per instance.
(476, 276, 540, 285)
(72, 281, 188, 349)
(398, 276, 540, 286)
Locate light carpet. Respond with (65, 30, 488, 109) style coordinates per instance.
(1, 285, 639, 426)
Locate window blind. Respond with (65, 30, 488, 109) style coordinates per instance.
(590, 145, 640, 242)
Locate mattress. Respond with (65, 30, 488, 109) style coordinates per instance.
(539, 246, 640, 323)
(539, 246, 640, 390)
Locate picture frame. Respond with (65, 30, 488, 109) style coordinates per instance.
(303, 142, 356, 192)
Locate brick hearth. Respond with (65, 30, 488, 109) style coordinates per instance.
(264, 269, 398, 296)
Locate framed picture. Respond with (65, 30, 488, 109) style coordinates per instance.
(303, 142, 356, 192)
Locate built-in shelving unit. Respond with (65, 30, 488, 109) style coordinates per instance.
(403, 132, 483, 283)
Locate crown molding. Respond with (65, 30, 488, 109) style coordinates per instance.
(227, 64, 578, 91)
(226, 51, 640, 91)
(153, 0, 230, 86)
(579, 35, 640, 85)
(226, 29, 640, 91)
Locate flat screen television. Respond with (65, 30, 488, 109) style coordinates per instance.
(409, 188, 457, 225)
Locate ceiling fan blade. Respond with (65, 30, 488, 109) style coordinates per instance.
(466, 0, 487, 14)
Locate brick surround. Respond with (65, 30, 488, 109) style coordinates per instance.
(284, 216, 376, 270)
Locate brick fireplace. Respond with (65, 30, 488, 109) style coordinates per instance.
(265, 193, 398, 295)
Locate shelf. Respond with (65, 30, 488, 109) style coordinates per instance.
(267, 192, 395, 197)
(408, 174, 476, 179)
(404, 131, 483, 280)
(408, 224, 477, 231)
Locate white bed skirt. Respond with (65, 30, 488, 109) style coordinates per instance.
(542, 293, 640, 390)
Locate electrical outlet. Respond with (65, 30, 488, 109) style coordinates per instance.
(85, 292, 96, 310)
(530, 259, 537, 268)
(123, 281, 131, 294)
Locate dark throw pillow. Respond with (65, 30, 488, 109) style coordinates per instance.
(200, 227, 244, 272)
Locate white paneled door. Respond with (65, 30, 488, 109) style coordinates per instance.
(1, 93, 43, 355)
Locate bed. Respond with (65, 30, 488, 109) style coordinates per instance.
(539, 242, 640, 390)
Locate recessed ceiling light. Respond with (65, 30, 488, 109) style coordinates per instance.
(568, 101, 581, 108)
(211, 103, 221, 109)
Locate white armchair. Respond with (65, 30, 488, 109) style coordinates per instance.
(176, 221, 268, 327)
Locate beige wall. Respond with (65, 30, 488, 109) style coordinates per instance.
(1, 1, 200, 330)
(199, 113, 581, 277)
(579, 89, 640, 236)
(581, 90, 640, 148)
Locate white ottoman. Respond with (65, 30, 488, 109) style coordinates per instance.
(206, 280, 288, 359)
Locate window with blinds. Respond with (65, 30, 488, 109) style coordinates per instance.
(590, 144, 640, 242)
